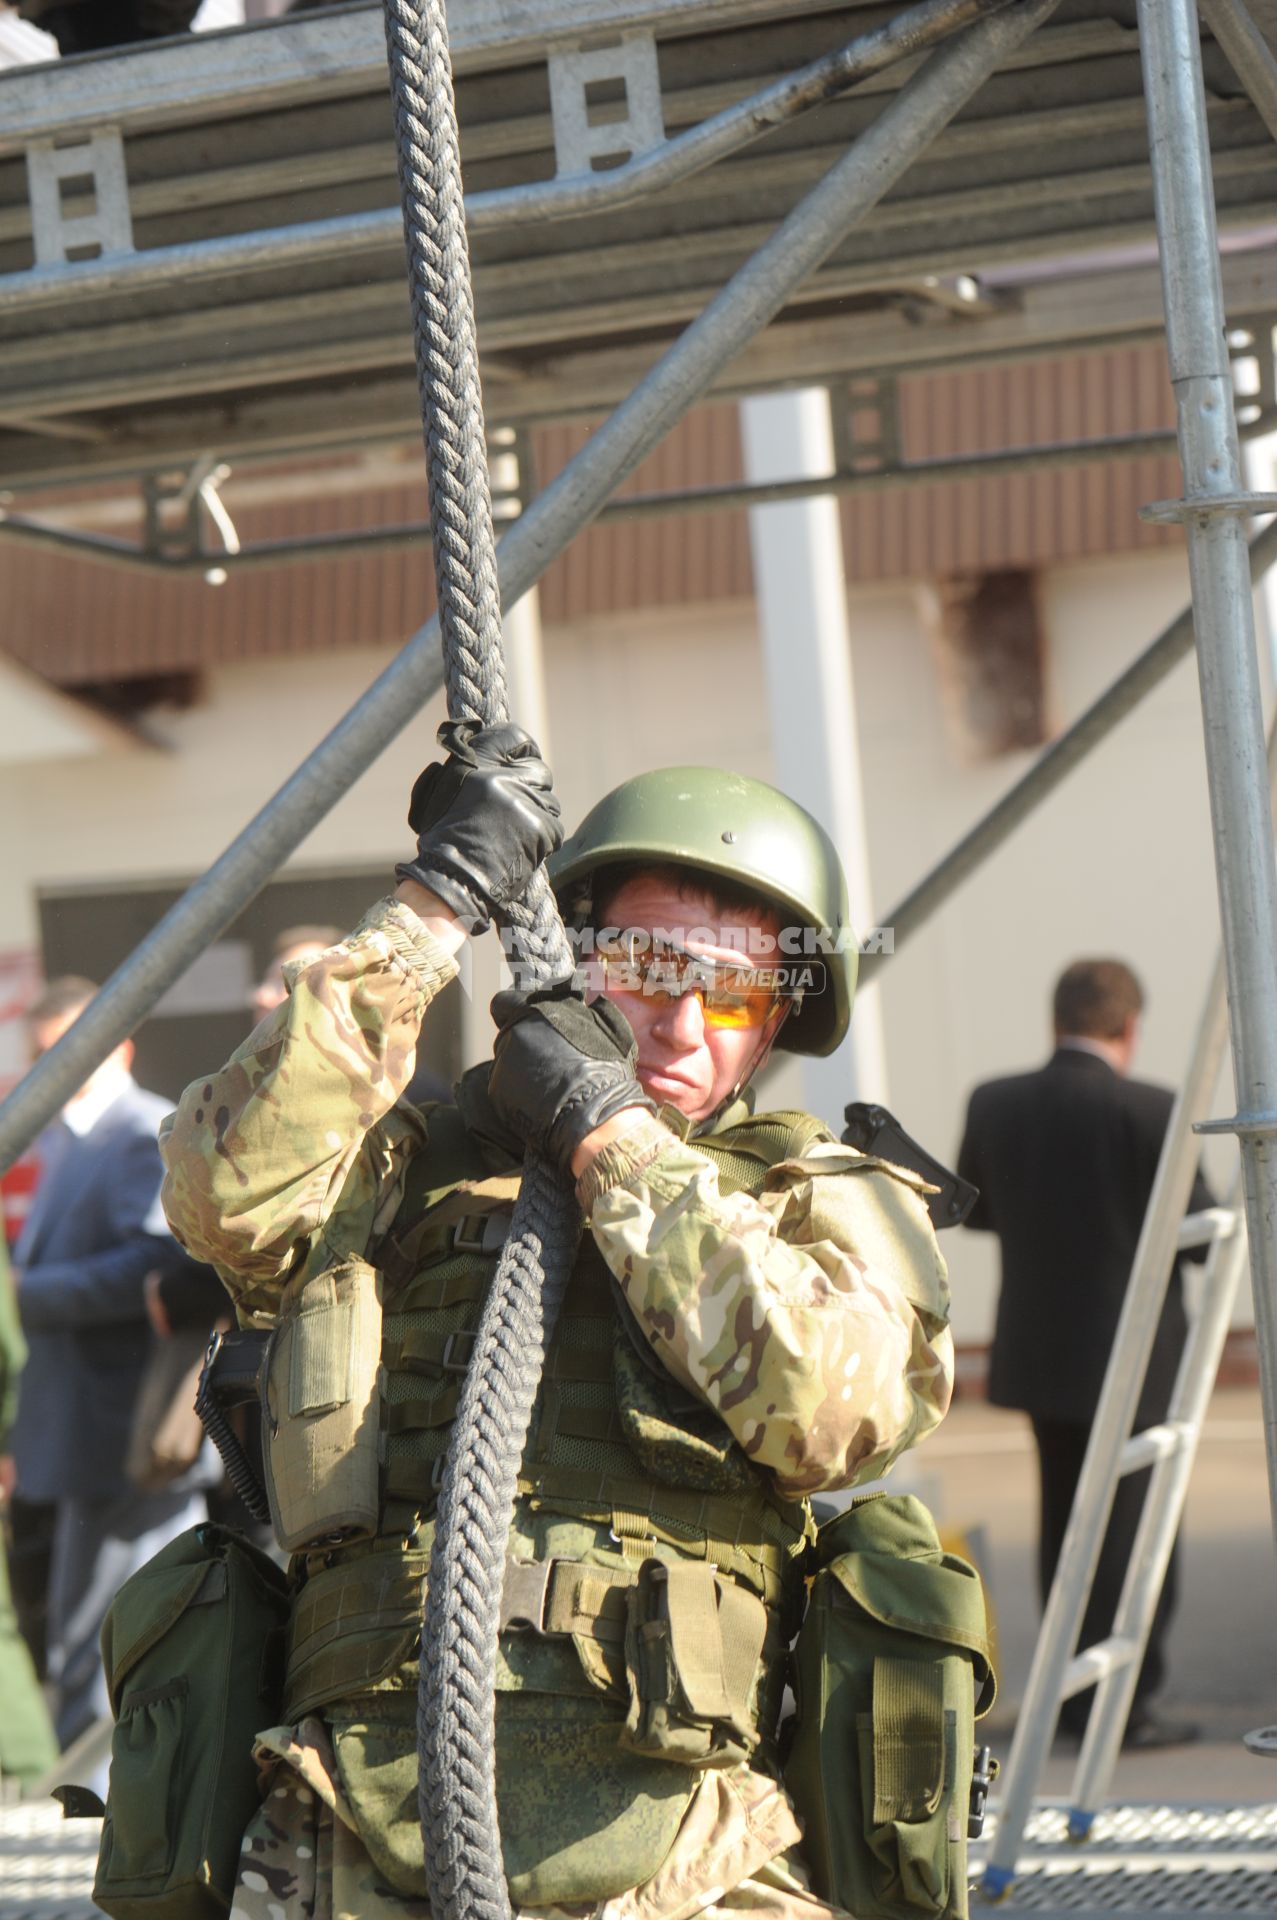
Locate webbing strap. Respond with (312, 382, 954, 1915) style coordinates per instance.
(535, 1465, 802, 1554)
(387, 1264, 489, 1319)
(696, 1110, 836, 1193)
(288, 1271, 354, 1416)
(545, 1400, 627, 1444)
(544, 1340, 614, 1383)
(386, 1387, 462, 1434)
(399, 1324, 477, 1373)
(384, 1440, 448, 1504)
(661, 1563, 768, 1722)
(872, 1656, 946, 1823)
(504, 1555, 770, 1674)
(542, 1562, 632, 1643)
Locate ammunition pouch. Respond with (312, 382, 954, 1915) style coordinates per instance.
(620, 1559, 769, 1768)
(499, 1551, 772, 1769)
(263, 1254, 383, 1553)
(93, 1524, 289, 1920)
(284, 1540, 429, 1721)
(784, 1495, 995, 1920)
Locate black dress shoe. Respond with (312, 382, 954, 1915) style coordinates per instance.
(1122, 1708, 1201, 1751)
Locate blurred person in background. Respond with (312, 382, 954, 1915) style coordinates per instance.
(253, 923, 452, 1106)
(250, 924, 345, 1026)
(8, 977, 209, 1767)
(11, 1, 202, 54)
(0, 1232, 58, 1795)
(957, 958, 1212, 1750)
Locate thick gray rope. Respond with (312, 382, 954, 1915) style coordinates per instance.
(382, 0, 505, 723)
(380, 7, 578, 1920)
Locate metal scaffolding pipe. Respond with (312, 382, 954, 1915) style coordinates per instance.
(0, 430, 1181, 576)
(0, 0, 1057, 1172)
(1138, 0, 1277, 1545)
(1197, 0, 1277, 148)
(868, 511, 1277, 967)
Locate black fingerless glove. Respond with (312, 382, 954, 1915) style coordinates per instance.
(395, 720, 563, 931)
(487, 984, 656, 1173)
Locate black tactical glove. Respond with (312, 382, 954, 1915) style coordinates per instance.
(395, 720, 563, 931)
(487, 984, 656, 1173)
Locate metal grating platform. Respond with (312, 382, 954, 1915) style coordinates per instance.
(971, 1802, 1277, 1916)
(2, 1798, 1275, 1919)
(0, 1803, 99, 1920)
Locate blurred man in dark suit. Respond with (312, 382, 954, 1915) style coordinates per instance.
(957, 959, 1211, 1750)
(8, 977, 207, 1763)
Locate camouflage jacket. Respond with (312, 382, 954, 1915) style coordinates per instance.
(161, 898, 952, 1499)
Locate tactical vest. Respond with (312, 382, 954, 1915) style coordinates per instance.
(277, 1100, 829, 1905)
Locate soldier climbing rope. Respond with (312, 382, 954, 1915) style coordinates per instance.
(377, 7, 581, 1920)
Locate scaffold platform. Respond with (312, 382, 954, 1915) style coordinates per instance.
(1, 2, 1276, 493)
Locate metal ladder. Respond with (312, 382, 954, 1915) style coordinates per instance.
(980, 0, 1277, 1883)
(979, 939, 1252, 1899)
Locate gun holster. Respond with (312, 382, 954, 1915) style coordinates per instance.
(194, 1327, 272, 1524)
(841, 1102, 979, 1231)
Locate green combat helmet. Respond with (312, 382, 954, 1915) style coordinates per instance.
(549, 766, 856, 1057)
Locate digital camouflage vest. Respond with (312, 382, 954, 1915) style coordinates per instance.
(273, 1099, 828, 1907)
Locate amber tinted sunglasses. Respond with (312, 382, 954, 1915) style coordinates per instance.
(595, 934, 798, 1031)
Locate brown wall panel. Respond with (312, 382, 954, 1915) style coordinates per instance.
(1, 345, 1186, 688)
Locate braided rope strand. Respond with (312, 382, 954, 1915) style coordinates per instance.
(383, 0, 508, 725)
(380, 7, 578, 1920)
(419, 1163, 578, 1920)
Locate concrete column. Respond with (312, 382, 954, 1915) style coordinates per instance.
(1236, 326, 1277, 693)
(739, 388, 887, 1126)
(490, 429, 551, 758)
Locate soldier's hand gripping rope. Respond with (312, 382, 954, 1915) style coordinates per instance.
(397, 722, 563, 933)
(487, 986, 656, 1173)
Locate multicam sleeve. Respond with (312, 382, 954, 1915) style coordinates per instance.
(587, 1137, 953, 1498)
(158, 898, 459, 1319)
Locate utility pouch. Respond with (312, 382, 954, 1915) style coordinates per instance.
(784, 1495, 995, 1920)
(93, 1523, 289, 1920)
(263, 1254, 384, 1554)
(620, 1558, 768, 1768)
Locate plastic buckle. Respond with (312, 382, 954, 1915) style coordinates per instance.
(968, 1745, 998, 1839)
(440, 1329, 477, 1373)
(452, 1211, 511, 1255)
(500, 1557, 556, 1633)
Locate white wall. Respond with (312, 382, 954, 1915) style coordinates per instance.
(0, 647, 450, 950)
(855, 550, 1247, 1343)
(0, 544, 1255, 1340)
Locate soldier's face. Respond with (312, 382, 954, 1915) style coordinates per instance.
(593, 875, 786, 1124)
